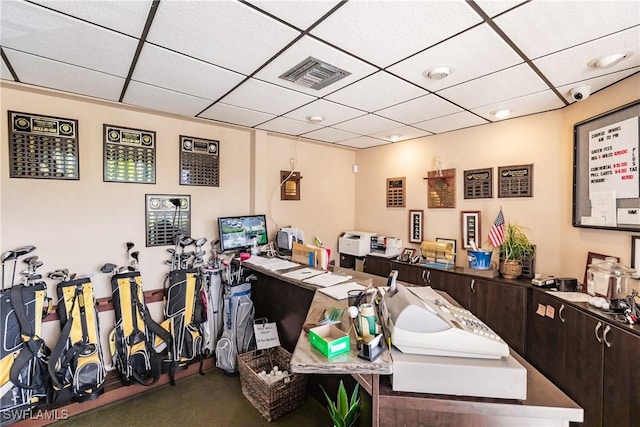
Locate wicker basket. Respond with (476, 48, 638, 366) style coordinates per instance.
(238, 347, 307, 422)
(500, 259, 522, 279)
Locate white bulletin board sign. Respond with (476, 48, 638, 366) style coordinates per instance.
(254, 322, 281, 350)
(573, 101, 640, 232)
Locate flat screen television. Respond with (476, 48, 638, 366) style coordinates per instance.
(218, 214, 268, 252)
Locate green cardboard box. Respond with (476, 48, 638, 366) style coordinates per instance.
(309, 324, 350, 358)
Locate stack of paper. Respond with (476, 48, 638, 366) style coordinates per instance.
(318, 282, 366, 300)
(303, 272, 352, 287)
(282, 267, 326, 280)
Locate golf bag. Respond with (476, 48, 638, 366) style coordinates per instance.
(160, 268, 206, 370)
(48, 277, 106, 405)
(200, 266, 224, 356)
(215, 282, 255, 375)
(108, 270, 174, 386)
(0, 283, 51, 424)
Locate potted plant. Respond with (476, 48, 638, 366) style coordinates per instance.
(499, 223, 536, 279)
(321, 380, 360, 427)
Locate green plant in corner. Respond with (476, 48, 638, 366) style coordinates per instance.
(321, 380, 360, 427)
(499, 223, 535, 261)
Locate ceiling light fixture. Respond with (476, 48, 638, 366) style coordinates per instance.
(388, 134, 401, 142)
(492, 109, 511, 119)
(593, 53, 628, 69)
(424, 66, 451, 80)
(306, 115, 324, 124)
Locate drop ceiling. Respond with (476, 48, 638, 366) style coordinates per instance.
(1, 0, 638, 149)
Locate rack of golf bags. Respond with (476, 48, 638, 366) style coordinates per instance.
(1, 246, 51, 424)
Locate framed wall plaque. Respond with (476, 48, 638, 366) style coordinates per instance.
(387, 177, 406, 207)
(461, 211, 481, 249)
(145, 194, 191, 247)
(408, 209, 424, 243)
(180, 135, 219, 186)
(280, 171, 302, 200)
(464, 167, 493, 199)
(8, 111, 79, 180)
(498, 164, 533, 198)
(104, 124, 155, 183)
(425, 168, 455, 208)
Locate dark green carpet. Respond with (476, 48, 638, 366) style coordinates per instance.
(52, 369, 331, 427)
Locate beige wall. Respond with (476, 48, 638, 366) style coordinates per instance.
(354, 74, 640, 281)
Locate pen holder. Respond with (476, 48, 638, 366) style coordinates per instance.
(358, 334, 384, 362)
(358, 303, 378, 339)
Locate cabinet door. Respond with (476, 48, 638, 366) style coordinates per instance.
(423, 268, 446, 290)
(527, 291, 566, 387)
(602, 325, 640, 427)
(395, 263, 423, 285)
(439, 275, 471, 309)
(363, 256, 392, 277)
(470, 279, 526, 355)
(564, 306, 604, 427)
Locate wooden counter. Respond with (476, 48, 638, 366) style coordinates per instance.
(245, 259, 583, 427)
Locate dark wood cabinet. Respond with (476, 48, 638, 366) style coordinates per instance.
(439, 274, 472, 309)
(363, 255, 393, 277)
(527, 291, 567, 387)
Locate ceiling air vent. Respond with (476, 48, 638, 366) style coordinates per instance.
(279, 57, 351, 90)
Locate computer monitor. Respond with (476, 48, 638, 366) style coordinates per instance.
(218, 214, 268, 252)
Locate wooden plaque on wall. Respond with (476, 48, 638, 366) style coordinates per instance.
(387, 177, 406, 207)
(425, 168, 456, 208)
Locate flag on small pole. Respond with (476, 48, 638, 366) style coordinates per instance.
(488, 208, 505, 248)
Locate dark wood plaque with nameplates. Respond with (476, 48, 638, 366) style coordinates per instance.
(145, 194, 191, 247)
(180, 135, 220, 187)
(425, 168, 456, 208)
(103, 124, 156, 184)
(464, 167, 493, 199)
(498, 164, 533, 198)
(387, 177, 406, 207)
(8, 111, 79, 180)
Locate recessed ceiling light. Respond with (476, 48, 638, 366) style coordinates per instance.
(492, 109, 511, 119)
(423, 67, 451, 80)
(593, 53, 628, 69)
(306, 115, 324, 124)
(387, 134, 401, 142)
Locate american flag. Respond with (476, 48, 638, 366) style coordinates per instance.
(488, 209, 505, 248)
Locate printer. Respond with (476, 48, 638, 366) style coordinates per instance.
(338, 231, 376, 257)
(370, 236, 402, 258)
(276, 227, 304, 252)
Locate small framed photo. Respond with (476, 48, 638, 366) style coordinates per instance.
(401, 248, 415, 263)
(409, 209, 424, 243)
(461, 211, 481, 249)
(435, 237, 457, 264)
(631, 236, 640, 269)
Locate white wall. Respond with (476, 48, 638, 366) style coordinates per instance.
(354, 75, 640, 281)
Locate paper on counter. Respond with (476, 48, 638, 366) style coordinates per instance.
(318, 282, 366, 300)
(546, 291, 591, 303)
(303, 272, 352, 287)
(282, 267, 326, 280)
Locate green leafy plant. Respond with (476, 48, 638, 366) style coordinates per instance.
(321, 380, 360, 427)
(499, 223, 535, 261)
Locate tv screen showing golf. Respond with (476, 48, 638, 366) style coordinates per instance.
(218, 214, 268, 252)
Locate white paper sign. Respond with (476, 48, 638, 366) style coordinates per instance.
(254, 322, 281, 350)
(588, 116, 639, 198)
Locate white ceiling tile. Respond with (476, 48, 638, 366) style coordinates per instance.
(199, 103, 276, 128)
(368, 126, 432, 142)
(254, 35, 377, 96)
(133, 44, 246, 101)
(310, 0, 482, 68)
(339, 136, 389, 149)
(284, 99, 365, 126)
(376, 94, 463, 124)
(472, 90, 565, 122)
(221, 78, 316, 116)
(494, 1, 640, 59)
(245, 0, 342, 30)
(302, 127, 360, 143)
(557, 68, 640, 104)
(3, 49, 124, 101)
(533, 27, 640, 87)
(146, 1, 299, 75)
(0, 1, 138, 77)
(474, 0, 526, 18)
(438, 64, 548, 109)
(413, 111, 487, 134)
(332, 114, 403, 135)
(256, 116, 323, 136)
(388, 24, 523, 92)
(1, 60, 14, 81)
(29, 0, 152, 37)
(123, 81, 213, 117)
(325, 72, 426, 112)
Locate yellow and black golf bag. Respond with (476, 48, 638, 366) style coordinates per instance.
(109, 271, 174, 386)
(0, 283, 51, 424)
(160, 268, 206, 372)
(48, 277, 106, 405)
